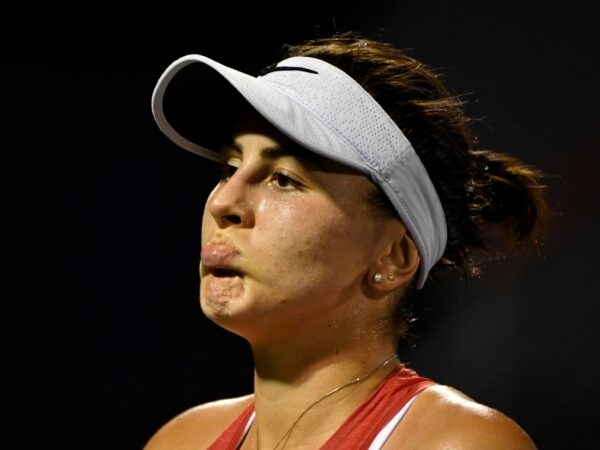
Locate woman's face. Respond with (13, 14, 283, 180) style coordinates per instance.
(200, 111, 400, 338)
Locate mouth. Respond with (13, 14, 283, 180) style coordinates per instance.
(209, 267, 242, 278)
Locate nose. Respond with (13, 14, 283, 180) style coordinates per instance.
(207, 170, 255, 229)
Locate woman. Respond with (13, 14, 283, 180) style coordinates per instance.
(146, 31, 548, 449)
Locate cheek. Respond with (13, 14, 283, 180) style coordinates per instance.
(257, 197, 359, 268)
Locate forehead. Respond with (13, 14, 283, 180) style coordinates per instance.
(225, 105, 360, 176)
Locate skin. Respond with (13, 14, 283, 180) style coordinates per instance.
(144, 109, 538, 450)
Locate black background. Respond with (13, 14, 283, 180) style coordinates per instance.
(7, 2, 600, 449)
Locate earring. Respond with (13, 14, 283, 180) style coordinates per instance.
(373, 273, 384, 283)
(387, 274, 396, 281)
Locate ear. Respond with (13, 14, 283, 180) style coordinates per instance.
(367, 232, 420, 292)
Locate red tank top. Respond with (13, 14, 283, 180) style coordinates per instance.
(207, 365, 435, 449)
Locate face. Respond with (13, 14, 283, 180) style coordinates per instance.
(200, 110, 400, 339)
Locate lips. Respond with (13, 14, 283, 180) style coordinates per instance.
(201, 243, 242, 276)
(200, 243, 244, 303)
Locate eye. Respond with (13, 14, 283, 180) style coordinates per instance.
(220, 163, 238, 181)
(272, 170, 302, 190)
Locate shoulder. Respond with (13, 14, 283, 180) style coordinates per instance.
(385, 384, 537, 450)
(143, 394, 254, 450)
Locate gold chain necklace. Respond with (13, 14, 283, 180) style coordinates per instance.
(256, 354, 398, 450)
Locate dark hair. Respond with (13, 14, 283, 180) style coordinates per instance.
(280, 31, 550, 340)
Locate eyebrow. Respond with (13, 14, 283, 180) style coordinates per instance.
(221, 140, 329, 171)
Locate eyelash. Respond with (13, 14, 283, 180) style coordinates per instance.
(220, 163, 237, 180)
(271, 169, 302, 190)
(219, 163, 302, 190)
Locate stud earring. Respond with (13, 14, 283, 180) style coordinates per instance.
(387, 274, 396, 281)
(373, 273, 384, 283)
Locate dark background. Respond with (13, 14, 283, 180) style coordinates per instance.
(7, 2, 599, 449)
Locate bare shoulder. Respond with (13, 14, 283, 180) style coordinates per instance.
(385, 385, 537, 450)
(143, 394, 254, 450)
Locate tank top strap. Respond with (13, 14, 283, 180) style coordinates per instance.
(321, 365, 436, 449)
(206, 402, 255, 450)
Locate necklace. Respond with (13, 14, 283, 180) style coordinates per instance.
(257, 354, 398, 450)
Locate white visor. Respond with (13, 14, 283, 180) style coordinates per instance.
(151, 54, 447, 289)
